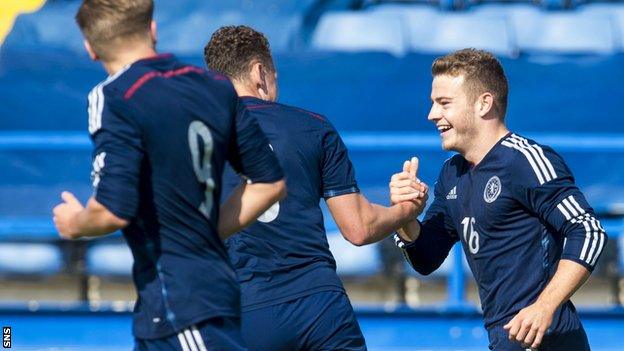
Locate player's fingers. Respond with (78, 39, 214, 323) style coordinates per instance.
(390, 179, 413, 188)
(402, 160, 410, 173)
(515, 321, 531, 342)
(390, 186, 420, 196)
(531, 329, 546, 349)
(392, 193, 420, 202)
(522, 326, 538, 348)
(391, 172, 410, 183)
(61, 191, 79, 205)
(409, 157, 419, 180)
(506, 319, 521, 340)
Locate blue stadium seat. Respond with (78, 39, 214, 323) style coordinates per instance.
(2, 1, 84, 53)
(579, 3, 624, 52)
(311, 12, 408, 56)
(502, 9, 616, 54)
(405, 13, 517, 57)
(368, 4, 516, 56)
(0, 243, 62, 275)
(86, 243, 133, 277)
(157, 13, 301, 55)
(3, 0, 305, 56)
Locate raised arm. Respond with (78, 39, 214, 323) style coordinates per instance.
(391, 158, 459, 275)
(326, 190, 426, 247)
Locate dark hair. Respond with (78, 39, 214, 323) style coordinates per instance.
(204, 25, 275, 80)
(432, 48, 509, 118)
(75, 0, 153, 61)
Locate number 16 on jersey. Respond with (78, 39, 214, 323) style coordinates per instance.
(461, 217, 480, 255)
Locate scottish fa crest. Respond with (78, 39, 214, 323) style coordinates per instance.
(484, 176, 501, 203)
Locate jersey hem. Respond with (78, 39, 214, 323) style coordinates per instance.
(133, 308, 239, 340)
(240, 285, 345, 312)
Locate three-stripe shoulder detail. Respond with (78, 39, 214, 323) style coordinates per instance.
(87, 65, 131, 135)
(501, 134, 557, 185)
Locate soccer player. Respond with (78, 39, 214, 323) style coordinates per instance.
(52, 1, 286, 350)
(390, 49, 607, 350)
(204, 26, 428, 350)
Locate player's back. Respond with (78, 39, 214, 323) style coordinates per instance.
(92, 54, 242, 338)
(222, 97, 358, 311)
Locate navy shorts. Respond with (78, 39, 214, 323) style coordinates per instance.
(240, 290, 367, 351)
(134, 316, 247, 351)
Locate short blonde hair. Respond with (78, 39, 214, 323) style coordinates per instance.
(75, 0, 153, 61)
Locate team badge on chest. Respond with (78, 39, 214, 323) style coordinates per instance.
(483, 176, 502, 203)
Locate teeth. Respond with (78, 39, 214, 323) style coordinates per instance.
(438, 126, 452, 132)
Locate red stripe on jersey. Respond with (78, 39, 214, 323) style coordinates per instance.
(124, 66, 205, 100)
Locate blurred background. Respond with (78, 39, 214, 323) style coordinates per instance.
(1, 0, 624, 350)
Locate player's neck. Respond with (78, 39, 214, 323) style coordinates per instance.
(463, 124, 510, 166)
(102, 45, 158, 76)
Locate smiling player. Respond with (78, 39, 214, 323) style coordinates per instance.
(391, 49, 607, 350)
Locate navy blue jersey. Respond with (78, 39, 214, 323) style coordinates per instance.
(87, 54, 282, 339)
(396, 133, 607, 330)
(222, 97, 359, 311)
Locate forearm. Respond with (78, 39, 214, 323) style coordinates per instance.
(218, 180, 285, 240)
(360, 202, 417, 244)
(535, 259, 590, 311)
(71, 198, 128, 238)
(396, 224, 454, 275)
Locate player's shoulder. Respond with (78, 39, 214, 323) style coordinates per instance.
(99, 54, 234, 102)
(499, 132, 567, 184)
(240, 98, 330, 128)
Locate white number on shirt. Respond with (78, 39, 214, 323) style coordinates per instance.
(461, 217, 480, 255)
(188, 121, 215, 218)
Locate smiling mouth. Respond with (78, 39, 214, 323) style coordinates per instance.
(437, 125, 452, 134)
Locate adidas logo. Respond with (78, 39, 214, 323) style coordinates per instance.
(446, 186, 457, 200)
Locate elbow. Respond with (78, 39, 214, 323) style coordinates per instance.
(341, 226, 371, 247)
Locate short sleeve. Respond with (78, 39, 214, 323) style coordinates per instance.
(90, 93, 143, 221)
(227, 105, 283, 183)
(320, 121, 359, 199)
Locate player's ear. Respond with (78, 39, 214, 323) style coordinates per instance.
(476, 92, 494, 118)
(254, 63, 270, 98)
(83, 40, 98, 61)
(150, 20, 157, 45)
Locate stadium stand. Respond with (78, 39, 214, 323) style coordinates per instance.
(1, 0, 624, 310)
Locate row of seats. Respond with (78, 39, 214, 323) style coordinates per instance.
(312, 3, 624, 56)
(362, 0, 597, 11)
(2, 50, 623, 133)
(2, 0, 313, 56)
